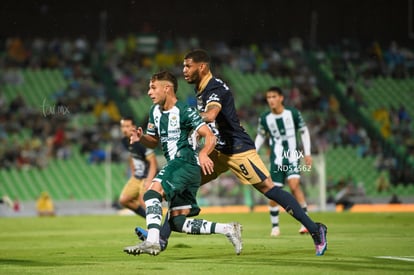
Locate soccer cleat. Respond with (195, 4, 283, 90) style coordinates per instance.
(270, 227, 280, 237)
(299, 225, 309, 234)
(312, 223, 328, 256)
(123, 241, 161, 256)
(135, 227, 168, 251)
(225, 222, 243, 255)
(135, 227, 148, 241)
(123, 244, 141, 256)
(159, 239, 168, 251)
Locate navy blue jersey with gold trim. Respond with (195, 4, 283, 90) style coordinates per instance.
(121, 137, 152, 179)
(195, 77, 255, 154)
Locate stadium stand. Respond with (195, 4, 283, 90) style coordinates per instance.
(307, 48, 414, 189)
(1, 154, 126, 201)
(1, 36, 413, 208)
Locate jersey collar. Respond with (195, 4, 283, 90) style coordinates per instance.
(197, 72, 212, 95)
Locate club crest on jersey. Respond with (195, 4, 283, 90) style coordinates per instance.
(170, 115, 178, 127)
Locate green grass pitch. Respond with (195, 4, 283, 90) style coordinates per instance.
(1, 212, 413, 274)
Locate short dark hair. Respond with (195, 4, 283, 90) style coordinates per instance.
(184, 49, 210, 63)
(121, 116, 135, 124)
(267, 86, 283, 96)
(151, 71, 178, 93)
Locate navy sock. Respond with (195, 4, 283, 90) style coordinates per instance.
(134, 206, 146, 218)
(160, 211, 172, 240)
(264, 187, 318, 233)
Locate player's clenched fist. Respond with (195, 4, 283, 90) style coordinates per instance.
(130, 127, 143, 144)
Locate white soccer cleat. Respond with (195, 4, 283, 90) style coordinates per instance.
(225, 222, 243, 255)
(123, 241, 161, 256)
(270, 227, 280, 237)
(123, 244, 141, 256)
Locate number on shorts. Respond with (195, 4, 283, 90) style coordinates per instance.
(239, 164, 249, 176)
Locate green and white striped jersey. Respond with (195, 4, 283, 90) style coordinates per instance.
(146, 101, 205, 165)
(256, 107, 310, 166)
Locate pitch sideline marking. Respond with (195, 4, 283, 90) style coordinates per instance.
(375, 256, 414, 262)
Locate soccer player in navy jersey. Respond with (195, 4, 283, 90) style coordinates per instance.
(119, 116, 158, 217)
(123, 71, 242, 256)
(137, 50, 328, 256)
(182, 49, 327, 256)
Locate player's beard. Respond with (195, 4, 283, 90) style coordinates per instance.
(186, 69, 201, 84)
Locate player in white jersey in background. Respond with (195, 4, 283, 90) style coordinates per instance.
(255, 86, 312, 236)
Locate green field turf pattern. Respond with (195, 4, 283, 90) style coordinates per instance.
(0, 212, 413, 275)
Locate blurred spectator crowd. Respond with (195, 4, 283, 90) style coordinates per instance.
(1, 34, 413, 190)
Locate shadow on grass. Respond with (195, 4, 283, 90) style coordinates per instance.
(0, 258, 63, 267)
(0, 258, 95, 267)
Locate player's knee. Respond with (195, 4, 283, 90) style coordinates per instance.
(269, 199, 278, 207)
(118, 195, 129, 207)
(169, 215, 186, 232)
(118, 194, 132, 207)
(254, 178, 277, 193)
(290, 185, 301, 195)
(143, 189, 162, 201)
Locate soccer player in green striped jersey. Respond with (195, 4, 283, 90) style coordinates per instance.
(255, 86, 312, 237)
(134, 50, 328, 256)
(123, 71, 242, 256)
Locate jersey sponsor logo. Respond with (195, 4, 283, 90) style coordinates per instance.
(168, 129, 180, 134)
(160, 136, 179, 142)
